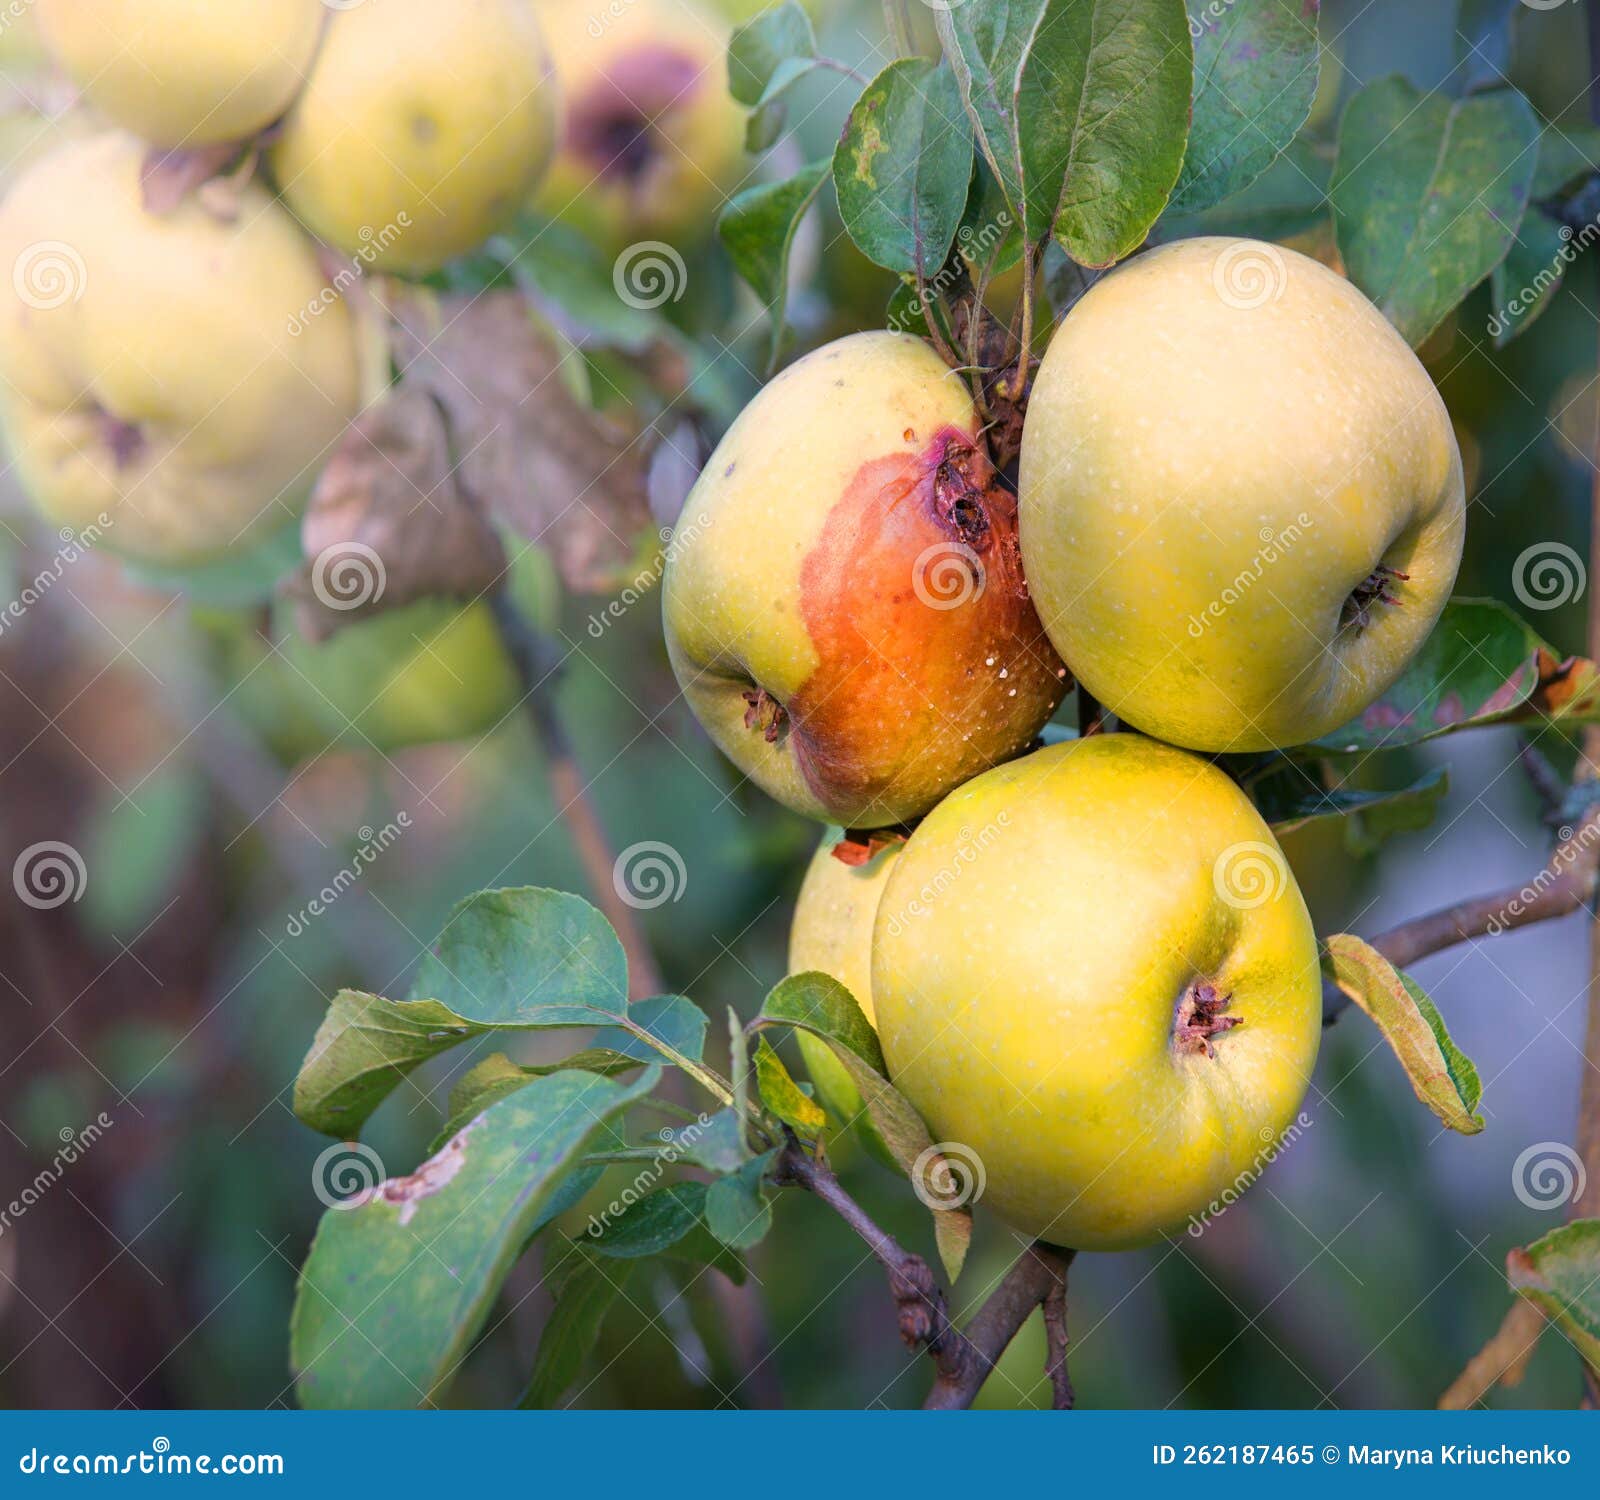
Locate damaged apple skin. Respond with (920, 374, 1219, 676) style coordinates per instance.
(1018, 236, 1465, 753)
(872, 733, 1321, 1251)
(271, 0, 559, 274)
(37, 0, 323, 148)
(0, 133, 361, 566)
(533, 0, 744, 251)
(662, 331, 1069, 829)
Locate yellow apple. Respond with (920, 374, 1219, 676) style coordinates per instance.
(534, 0, 744, 250)
(271, 0, 558, 274)
(1018, 236, 1465, 752)
(872, 732, 1322, 1251)
(787, 828, 901, 1138)
(0, 132, 361, 566)
(663, 330, 1068, 828)
(37, 0, 323, 148)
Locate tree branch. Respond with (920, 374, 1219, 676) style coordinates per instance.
(488, 588, 666, 999)
(1439, 1299, 1546, 1409)
(776, 1136, 1075, 1408)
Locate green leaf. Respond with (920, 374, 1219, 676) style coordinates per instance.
(1320, 935, 1483, 1134)
(660, 1108, 747, 1173)
(759, 972, 885, 1073)
(430, 1049, 645, 1149)
(745, 98, 788, 154)
(1165, 137, 1331, 240)
(728, 1, 817, 107)
(585, 1180, 748, 1282)
(1169, 0, 1320, 215)
(833, 58, 973, 278)
(1488, 207, 1571, 347)
(1315, 598, 1600, 754)
(754, 1036, 827, 1137)
(718, 161, 829, 368)
(520, 1245, 633, 1408)
(509, 219, 665, 351)
(1531, 123, 1600, 200)
(1508, 1219, 1600, 1368)
(938, 0, 1192, 265)
(1331, 78, 1539, 345)
(292, 1067, 660, 1409)
(728, 1006, 753, 1138)
(957, 155, 1024, 276)
(410, 887, 627, 1022)
(592, 994, 709, 1065)
(1456, 0, 1518, 91)
(1258, 765, 1449, 852)
(934, 1205, 973, 1284)
(705, 1150, 777, 1250)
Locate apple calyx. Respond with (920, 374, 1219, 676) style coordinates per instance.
(742, 686, 787, 744)
(1340, 564, 1410, 634)
(1173, 981, 1242, 1059)
(567, 50, 702, 185)
(95, 409, 146, 468)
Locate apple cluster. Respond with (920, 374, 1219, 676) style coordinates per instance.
(666, 237, 1466, 1249)
(0, 0, 744, 569)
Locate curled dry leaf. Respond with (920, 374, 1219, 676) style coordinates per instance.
(389, 289, 656, 593)
(287, 387, 506, 642)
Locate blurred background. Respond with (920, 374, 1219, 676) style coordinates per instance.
(0, 0, 1597, 1409)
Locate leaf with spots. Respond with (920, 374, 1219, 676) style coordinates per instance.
(292, 1067, 660, 1409)
(832, 57, 974, 278)
(1315, 598, 1600, 753)
(1168, 0, 1320, 215)
(1320, 934, 1483, 1134)
(938, 0, 1192, 265)
(1508, 1219, 1600, 1369)
(754, 1034, 827, 1137)
(1330, 78, 1539, 346)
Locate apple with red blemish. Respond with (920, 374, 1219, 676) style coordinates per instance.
(661, 330, 1069, 829)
